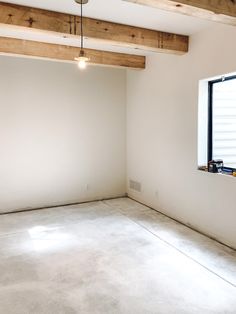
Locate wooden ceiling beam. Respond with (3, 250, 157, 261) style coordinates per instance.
(0, 2, 188, 54)
(0, 37, 146, 69)
(124, 0, 236, 25)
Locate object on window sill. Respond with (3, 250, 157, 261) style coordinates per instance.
(222, 168, 233, 175)
(208, 160, 223, 173)
(198, 165, 208, 172)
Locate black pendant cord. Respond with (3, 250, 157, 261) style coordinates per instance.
(80, 2, 83, 50)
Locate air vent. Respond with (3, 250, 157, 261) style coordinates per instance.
(129, 180, 141, 192)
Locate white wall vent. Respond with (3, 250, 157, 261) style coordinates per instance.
(129, 180, 141, 192)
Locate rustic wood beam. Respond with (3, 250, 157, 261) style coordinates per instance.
(124, 0, 236, 25)
(0, 37, 146, 69)
(0, 2, 188, 54)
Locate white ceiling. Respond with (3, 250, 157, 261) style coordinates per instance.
(0, 0, 214, 55)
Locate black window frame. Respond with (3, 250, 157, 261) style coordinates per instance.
(208, 75, 236, 171)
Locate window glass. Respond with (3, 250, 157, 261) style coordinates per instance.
(212, 77, 236, 169)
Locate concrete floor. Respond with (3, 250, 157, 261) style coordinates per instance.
(0, 198, 235, 314)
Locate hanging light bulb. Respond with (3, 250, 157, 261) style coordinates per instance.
(74, 0, 89, 70)
(78, 58, 87, 69)
(75, 50, 89, 70)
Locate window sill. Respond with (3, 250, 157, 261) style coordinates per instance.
(198, 167, 236, 178)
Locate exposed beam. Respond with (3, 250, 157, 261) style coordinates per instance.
(0, 37, 146, 69)
(0, 2, 188, 54)
(124, 0, 236, 26)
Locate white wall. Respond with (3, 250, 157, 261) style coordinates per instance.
(0, 56, 126, 213)
(127, 24, 236, 249)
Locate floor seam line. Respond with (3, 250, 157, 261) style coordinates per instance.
(126, 215, 236, 289)
(103, 202, 236, 289)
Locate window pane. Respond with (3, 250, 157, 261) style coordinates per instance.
(212, 78, 236, 168)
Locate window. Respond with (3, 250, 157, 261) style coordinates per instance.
(208, 76, 236, 170)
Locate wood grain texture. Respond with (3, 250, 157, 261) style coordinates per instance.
(0, 37, 146, 69)
(124, 0, 236, 25)
(0, 2, 188, 54)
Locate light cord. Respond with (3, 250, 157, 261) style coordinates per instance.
(80, 2, 83, 50)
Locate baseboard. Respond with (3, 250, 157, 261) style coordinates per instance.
(127, 195, 236, 251)
(0, 194, 127, 215)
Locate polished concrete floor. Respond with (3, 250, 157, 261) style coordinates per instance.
(0, 198, 235, 314)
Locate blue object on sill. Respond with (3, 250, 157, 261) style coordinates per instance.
(222, 168, 233, 175)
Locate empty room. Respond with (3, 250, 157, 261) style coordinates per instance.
(0, 0, 236, 313)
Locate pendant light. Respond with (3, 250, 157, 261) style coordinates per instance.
(74, 0, 89, 70)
